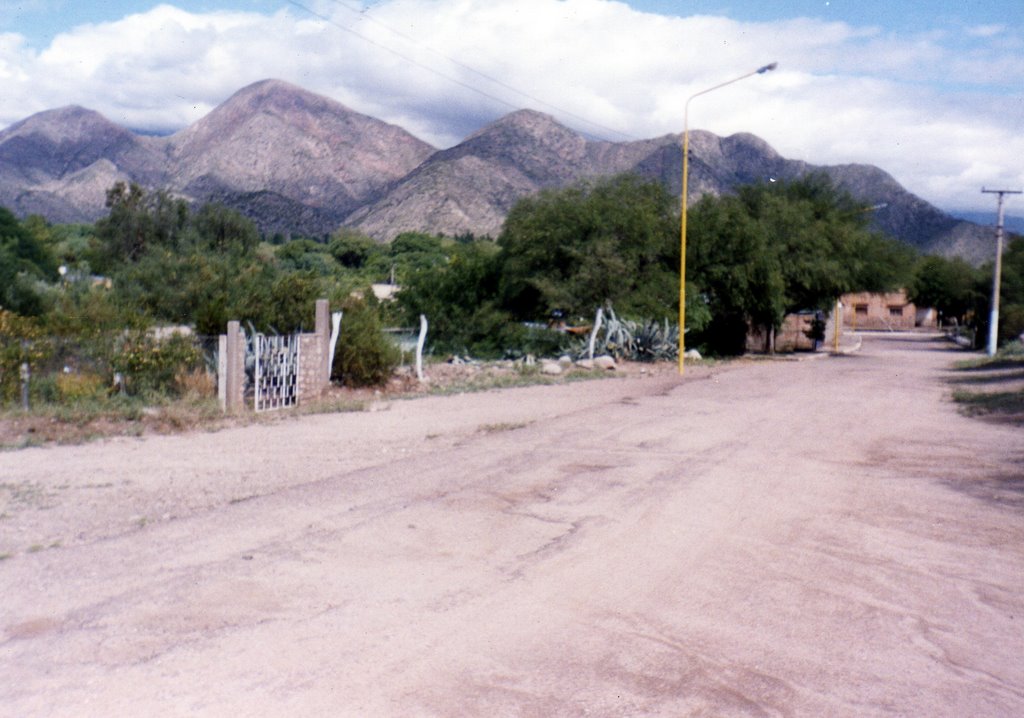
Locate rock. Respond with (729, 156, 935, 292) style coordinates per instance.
(558, 354, 573, 366)
(576, 359, 594, 370)
(593, 355, 617, 371)
(540, 361, 563, 375)
(684, 349, 702, 361)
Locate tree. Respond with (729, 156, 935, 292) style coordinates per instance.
(498, 174, 679, 321)
(996, 234, 1024, 344)
(397, 241, 514, 356)
(0, 206, 56, 315)
(189, 203, 259, 255)
(94, 182, 188, 266)
(908, 255, 982, 324)
(328, 229, 383, 270)
(688, 173, 913, 354)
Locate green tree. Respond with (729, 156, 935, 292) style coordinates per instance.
(328, 229, 383, 270)
(498, 174, 679, 322)
(688, 173, 912, 354)
(275, 239, 338, 275)
(997, 234, 1024, 344)
(94, 182, 188, 266)
(908, 255, 982, 324)
(397, 241, 515, 356)
(189, 203, 259, 255)
(0, 206, 56, 315)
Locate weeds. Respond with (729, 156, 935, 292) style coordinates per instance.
(478, 421, 531, 434)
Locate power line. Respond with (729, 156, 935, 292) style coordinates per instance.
(284, 0, 639, 141)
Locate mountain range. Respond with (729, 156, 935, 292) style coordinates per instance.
(0, 78, 999, 262)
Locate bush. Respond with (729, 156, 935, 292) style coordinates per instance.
(331, 296, 400, 387)
(0, 310, 51, 403)
(112, 332, 203, 397)
(55, 372, 107, 402)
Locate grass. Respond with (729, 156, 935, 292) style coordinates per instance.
(952, 389, 1024, 418)
(950, 346, 1024, 422)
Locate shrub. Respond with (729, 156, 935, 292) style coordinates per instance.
(0, 310, 51, 403)
(331, 296, 400, 387)
(55, 372, 107, 402)
(112, 332, 203, 397)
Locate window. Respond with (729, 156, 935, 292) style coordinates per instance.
(889, 305, 904, 317)
(855, 304, 869, 315)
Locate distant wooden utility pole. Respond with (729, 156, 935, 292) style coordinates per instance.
(982, 187, 1023, 356)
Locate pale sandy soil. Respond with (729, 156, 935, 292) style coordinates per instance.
(1, 333, 1022, 717)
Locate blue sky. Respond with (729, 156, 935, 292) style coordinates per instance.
(1, 0, 1022, 213)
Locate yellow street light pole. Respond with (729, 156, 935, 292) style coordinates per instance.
(679, 62, 778, 374)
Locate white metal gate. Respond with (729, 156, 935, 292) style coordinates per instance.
(254, 333, 299, 412)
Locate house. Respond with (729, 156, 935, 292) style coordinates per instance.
(840, 289, 936, 330)
(746, 310, 828, 354)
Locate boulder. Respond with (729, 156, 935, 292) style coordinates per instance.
(540, 361, 563, 375)
(593, 355, 617, 371)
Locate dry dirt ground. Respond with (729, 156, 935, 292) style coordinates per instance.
(1, 333, 1022, 716)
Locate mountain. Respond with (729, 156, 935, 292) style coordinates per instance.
(166, 80, 434, 235)
(0, 105, 167, 222)
(0, 79, 997, 260)
(0, 80, 434, 235)
(952, 211, 1024, 236)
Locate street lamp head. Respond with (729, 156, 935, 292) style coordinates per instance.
(757, 62, 778, 74)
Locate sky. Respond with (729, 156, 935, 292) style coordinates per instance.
(1, 0, 1022, 214)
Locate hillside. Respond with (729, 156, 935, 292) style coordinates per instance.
(0, 79, 995, 260)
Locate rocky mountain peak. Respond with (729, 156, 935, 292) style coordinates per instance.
(0, 79, 997, 260)
(3, 105, 120, 143)
(165, 79, 435, 229)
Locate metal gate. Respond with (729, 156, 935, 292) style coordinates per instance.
(254, 333, 300, 412)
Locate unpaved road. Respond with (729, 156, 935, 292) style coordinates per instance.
(2, 333, 1022, 717)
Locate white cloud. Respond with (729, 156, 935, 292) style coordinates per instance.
(0, 0, 1021, 212)
(967, 24, 1005, 38)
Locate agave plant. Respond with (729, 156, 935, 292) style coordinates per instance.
(573, 305, 679, 362)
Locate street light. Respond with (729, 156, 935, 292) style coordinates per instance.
(679, 61, 778, 374)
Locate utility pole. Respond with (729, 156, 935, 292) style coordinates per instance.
(982, 188, 1022, 356)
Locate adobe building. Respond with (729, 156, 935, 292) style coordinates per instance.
(840, 289, 937, 331)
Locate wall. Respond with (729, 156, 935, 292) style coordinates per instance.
(841, 290, 917, 331)
(746, 307, 833, 354)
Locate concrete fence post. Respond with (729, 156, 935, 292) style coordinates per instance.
(315, 299, 330, 389)
(218, 334, 227, 412)
(225, 320, 244, 413)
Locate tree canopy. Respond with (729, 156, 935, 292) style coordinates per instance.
(688, 173, 915, 352)
(498, 174, 679, 322)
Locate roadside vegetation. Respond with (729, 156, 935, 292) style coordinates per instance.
(949, 341, 1024, 423)
(3, 172, 1022, 441)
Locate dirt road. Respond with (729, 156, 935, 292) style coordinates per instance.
(2, 333, 1022, 716)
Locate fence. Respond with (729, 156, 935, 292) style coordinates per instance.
(1, 326, 211, 408)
